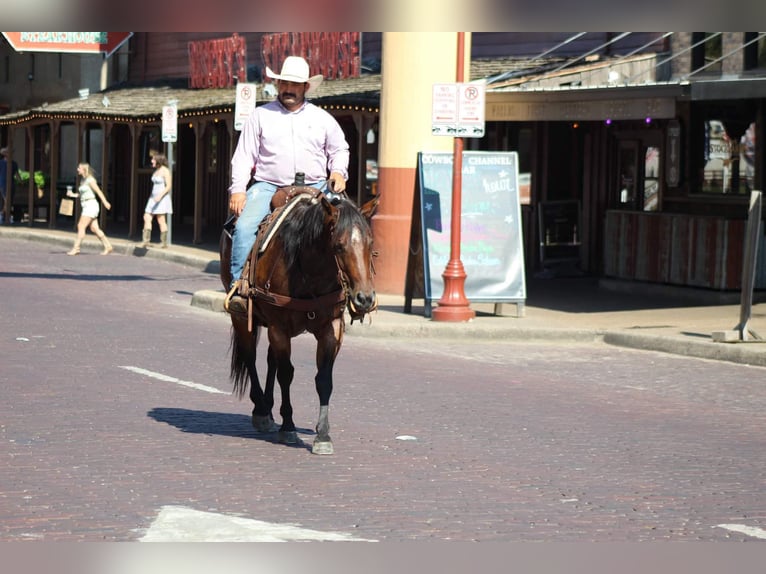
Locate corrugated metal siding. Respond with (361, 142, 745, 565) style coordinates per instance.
(604, 211, 766, 291)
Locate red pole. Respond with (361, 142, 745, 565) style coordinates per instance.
(432, 32, 475, 322)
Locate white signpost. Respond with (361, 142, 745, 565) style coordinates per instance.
(234, 83, 257, 131)
(161, 101, 178, 245)
(162, 103, 178, 143)
(432, 82, 485, 137)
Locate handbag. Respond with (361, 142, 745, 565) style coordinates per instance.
(58, 197, 74, 216)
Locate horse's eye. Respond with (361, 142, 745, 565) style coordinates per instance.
(333, 244, 345, 255)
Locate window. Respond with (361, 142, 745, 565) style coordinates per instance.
(691, 33, 722, 75)
(744, 32, 766, 70)
(616, 139, 661, 211)
(701, 119, 755, 195)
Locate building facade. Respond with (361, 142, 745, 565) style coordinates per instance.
(1, 32, 764, 295)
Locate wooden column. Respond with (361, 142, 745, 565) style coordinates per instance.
(48, 120, 60, 230)
(128, 123, 140, 237)
(100, 122, 112, 231)
(193, 120, 204, 244)
(26, 125, 35, 226)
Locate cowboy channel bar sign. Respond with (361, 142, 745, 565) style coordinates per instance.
(432, 82, 486, 137)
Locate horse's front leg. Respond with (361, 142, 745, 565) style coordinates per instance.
(268, 328, 298, 445)
(312, 318, 343, 455)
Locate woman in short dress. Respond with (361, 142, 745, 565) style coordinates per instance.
(66, 163, 112, 255)
(141, 152, 172, 248)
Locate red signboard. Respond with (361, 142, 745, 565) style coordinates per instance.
(188, 33, 247, 89)
(2, 32, 133, 57)
(261, 32, 360, 82)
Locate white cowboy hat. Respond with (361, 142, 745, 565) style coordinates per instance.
(265, 56, 323, 95)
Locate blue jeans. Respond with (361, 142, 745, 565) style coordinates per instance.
(229, 180, 326, 287)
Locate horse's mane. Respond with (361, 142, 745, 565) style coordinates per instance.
(278, 196, 370, 271)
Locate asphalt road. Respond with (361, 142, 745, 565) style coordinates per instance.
(1, 238, 766, 543)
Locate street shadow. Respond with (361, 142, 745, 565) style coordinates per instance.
(147, 407, 314, 450)
(0, 270, 159, 282)
(0, 271, 212, 283)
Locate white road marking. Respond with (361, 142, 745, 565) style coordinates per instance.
(119, 366, 227, 394)
(716, 524, 766, 539)
(139, 505, 377, 542)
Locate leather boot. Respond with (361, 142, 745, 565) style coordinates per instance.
(140, 228, 151, 248)
(160, 231, 168, 249)
(67, 240, 81, 255)
(97, 233, 113, 255)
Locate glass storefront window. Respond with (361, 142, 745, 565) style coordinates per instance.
(702, 119, 755, 195)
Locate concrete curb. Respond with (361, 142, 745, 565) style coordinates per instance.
(603, 331, 766, 367)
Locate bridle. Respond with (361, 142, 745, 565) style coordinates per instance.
(235, 191, 377, 328)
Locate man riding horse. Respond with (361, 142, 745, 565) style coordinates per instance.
(226, 56, 350, 314)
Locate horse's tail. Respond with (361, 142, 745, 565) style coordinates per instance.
(228, 325, 256, 399)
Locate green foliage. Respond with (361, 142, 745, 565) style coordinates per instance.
(16, 170, 48, 189)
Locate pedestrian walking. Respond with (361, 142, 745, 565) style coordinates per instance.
(66, 163, 113, 255)
(140, 152, 172, 248)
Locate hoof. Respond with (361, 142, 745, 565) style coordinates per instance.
(278, 430, 300, 444)
(252, 415, 278, 433)
(312, 439, 334, 455)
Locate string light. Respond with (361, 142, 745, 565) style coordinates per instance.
(0, 99, 379, 127)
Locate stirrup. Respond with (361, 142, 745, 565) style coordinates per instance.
(223, 282, 240, 313)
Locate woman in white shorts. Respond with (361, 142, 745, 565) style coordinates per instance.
(66, 163, 112, 255)
(141, 152, 173, 248)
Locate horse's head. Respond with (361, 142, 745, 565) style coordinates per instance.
(325, 194, 379, 322)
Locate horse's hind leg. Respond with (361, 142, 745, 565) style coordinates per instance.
(250, 363, 278, 434)
(268, 330, 299, 445)
(231, 319, 275, 433)
(253, 345, 278, 433)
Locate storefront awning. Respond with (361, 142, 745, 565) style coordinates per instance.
(485, 83, 686, 122)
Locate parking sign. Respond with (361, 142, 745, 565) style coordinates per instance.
(432, 82, 485, 137)
(162, 104, 178, 143)
(234, 83, 257, 131)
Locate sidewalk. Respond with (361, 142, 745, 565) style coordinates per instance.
(3, 224, 766, 368)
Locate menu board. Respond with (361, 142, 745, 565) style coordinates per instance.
(406, 151, 526, 316)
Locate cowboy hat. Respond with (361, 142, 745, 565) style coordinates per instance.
(265, 56, 323, 95)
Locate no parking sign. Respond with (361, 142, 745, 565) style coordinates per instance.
(234, 83, 257, 131)
(162, 103, 177, 143)
(431, 82, 485, 137)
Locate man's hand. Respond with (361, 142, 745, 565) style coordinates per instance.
(328, 172, 346, 193)
(229, 192, 246, 216)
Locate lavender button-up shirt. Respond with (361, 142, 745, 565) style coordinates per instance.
(228, 99, 350, 195)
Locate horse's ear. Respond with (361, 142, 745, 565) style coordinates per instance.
(360, 195, 379, 220)
(321, 194, 339, 221)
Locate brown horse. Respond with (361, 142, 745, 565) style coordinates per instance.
(220, 187, 378, 454)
